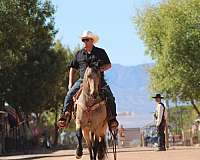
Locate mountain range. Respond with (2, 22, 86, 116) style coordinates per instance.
(105, 63, 155, 128)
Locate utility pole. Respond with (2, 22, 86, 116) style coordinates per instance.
(175, 100, 178, 134)
(165, 99, 169, 149)
(0, 94, 7, 154)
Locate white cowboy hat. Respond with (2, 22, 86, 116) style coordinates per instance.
(80, 30, 99, 43)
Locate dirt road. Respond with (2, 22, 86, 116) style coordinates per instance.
(1, 146, 200, 160)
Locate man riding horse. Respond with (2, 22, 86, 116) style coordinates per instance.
(58, 30, 118, 156)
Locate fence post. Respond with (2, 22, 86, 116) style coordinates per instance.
(0, 111, 8, 154)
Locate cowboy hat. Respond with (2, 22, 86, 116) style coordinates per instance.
(80, 30, 99, 43)
(152, 94, 164, 99)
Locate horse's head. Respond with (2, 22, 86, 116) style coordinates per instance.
(84, 64, 101, 99)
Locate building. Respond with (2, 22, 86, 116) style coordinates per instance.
(119, 127, 141, 146)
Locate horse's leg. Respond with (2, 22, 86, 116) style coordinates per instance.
(75, 128, 83, 159)
(92, 135, 99, 160)
(82, 128, 94, 160)
(96, 122, 107, 160)
(97, 136, 107, 160)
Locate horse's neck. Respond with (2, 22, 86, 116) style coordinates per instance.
(79, 80, 90, 104)
(82, 80, 90, 95)
(80, 80, 98, 107)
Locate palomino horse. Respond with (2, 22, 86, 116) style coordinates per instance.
(75, 65, 107, 160)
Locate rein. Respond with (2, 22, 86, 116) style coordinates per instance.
(83, 93, 105, 123)
(110, 128, 118, 160)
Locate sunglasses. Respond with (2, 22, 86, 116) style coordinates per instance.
(82, 38, 90, 42)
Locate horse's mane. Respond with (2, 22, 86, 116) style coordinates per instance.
(82, 66, 100, 89)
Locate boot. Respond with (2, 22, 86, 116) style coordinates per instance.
(57, 111, 71, 128)
(106, 98, 119, 130)
(57, 101, 74, 128)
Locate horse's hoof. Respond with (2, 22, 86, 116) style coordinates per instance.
(76, 145, 83, 159)
(76, 155, 82, 159)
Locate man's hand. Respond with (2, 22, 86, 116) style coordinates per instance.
(100, 64, 111, 72)
(153, 112, 157, 119)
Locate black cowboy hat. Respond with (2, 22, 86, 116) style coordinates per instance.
(152, 94, 164, 99)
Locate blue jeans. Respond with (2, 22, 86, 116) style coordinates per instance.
(63, 79, 83, 112)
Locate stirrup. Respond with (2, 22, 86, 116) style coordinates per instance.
(59, 111, 71, 120)
(57, 111, 71, 128)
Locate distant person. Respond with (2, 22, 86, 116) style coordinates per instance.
(119, 125, 125, 146)
(57, 30, 119, 157)
(172, 135, 175, 146)
(152, 94, 167, 151)
(42, 122, 51, 149)
(60, 131, 67, 145)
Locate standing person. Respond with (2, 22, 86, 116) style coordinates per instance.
(57, 30, 118, 157)
(152, 94, 167, 151)
(42, 122, 51, 149)
(119, 125, 125, 146)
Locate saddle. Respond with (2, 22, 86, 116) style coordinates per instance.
(73, 87, 83, 104)
(57, 87, 83, 126)
(72, 87, 83, 119)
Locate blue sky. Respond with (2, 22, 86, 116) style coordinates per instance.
(51, 0, 156, 66)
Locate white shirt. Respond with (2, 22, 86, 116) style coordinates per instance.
(155, 103, 167, 127)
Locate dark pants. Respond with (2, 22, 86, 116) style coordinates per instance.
(63, 78, 117, 120)
(101, 84, 117, 119)
(157, 123, 166, 149)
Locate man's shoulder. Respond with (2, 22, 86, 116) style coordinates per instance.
(93, 46, 106, 53)
(76, 49, 84, 55)
(74, 49, 85, 58)
(159, 102, 165, 107)
(158, 103, 165, 110)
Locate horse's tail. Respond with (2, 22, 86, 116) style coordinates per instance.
(98, 136, 107, 160)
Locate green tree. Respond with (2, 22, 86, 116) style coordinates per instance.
(0, 0, 79, 145)
(50, 40, 74, 145)
(0, 0, 58, 112)
(169, 105, 199, 134)
(134, 0, 200, 116)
